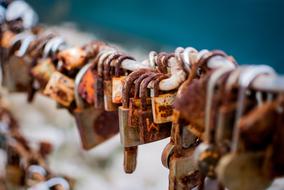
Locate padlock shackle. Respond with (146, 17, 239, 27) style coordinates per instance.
(231, 65, 276, 153)
(205, 67, 235, 143)
(97, 49, 115, 77)
(74, 63, 92, 109)
(28, 164, 47, 178)
(140, 73, 162, 110)
(153, 74, 169, 97)
(103, 52, 120, 80)
(114, 55, 135, 77)
(122, 69, 152, 108)
(134, 71, 154, 99)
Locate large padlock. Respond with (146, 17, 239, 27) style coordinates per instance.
(217, 66, 276, 190)
(138, 73, 171, 144)
(194, 67, 234, 178)
(43, 71, 75, 107)
(118, 69, 150, 173)
(73, 63, 119, 150)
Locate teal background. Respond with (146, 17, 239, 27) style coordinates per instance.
(27, 0, 284, 73)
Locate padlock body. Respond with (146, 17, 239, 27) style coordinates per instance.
(74, 107, 119, 150)
(152, 93, 175, 124)
(118, 106, 140, 147)
(104, 80, 117, 111)
(43, 72, 75, 107)
(112, 76, 126, 104)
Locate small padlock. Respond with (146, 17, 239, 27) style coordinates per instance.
(26, 165, 47, 187)
(103, 52, 120, 111)
(94, 49, 115, 109)
(57, 47, 87, 71)
(138, 73, 171, 144)
(151, 74, 175, 124)
(30, 58, 56, 90)
(5, 144, 25, 189)
(2, 32, 35, 92)
(43, 71, 75, 107)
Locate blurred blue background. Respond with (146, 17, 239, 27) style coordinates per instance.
(27, 0, 284, 72)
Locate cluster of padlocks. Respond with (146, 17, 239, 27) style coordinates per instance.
(0, 1, 284, 190)
(0, 97, 73, 190)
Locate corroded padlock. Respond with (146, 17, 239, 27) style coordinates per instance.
(57, 47, 87, 71)
(30, 58, 56, 90)
(74, 63, 119, 150)
(194, 67, 234, 178)
(118, 69, 149, 173)
(217, 66, 276, 190)
(94, 49, 115, 109)
(138, 73, 171, 144)
(151, 74, 175, 124)
(43, 71, 75, 107)
(2, 32, 35, 92)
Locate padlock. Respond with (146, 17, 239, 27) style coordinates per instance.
(26, 165, 47, 187)
(138, 73, 171, 144)
(43, 71, 75, 107)
(27, 177, 70, 190)
(128, 71, 154, 130)
(151, 74, 175, 124)
(57, 47, 87, 71)
(94, 49, 116, 109)
(30, 58, 56, 90)
(78, 66, 95, 105)
(118, 69, 149, 173)
(2, 32, 35, 92)
(194, 67, 234, 178)
(216, 66, 276, 190)
(74, 63, 119, 150)
(5, 144, 25, 189)
(111, 54, 134, 104)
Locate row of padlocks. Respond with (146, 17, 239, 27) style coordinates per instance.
(0, 1, 284, 190)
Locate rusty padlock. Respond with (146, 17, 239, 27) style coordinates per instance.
(2, 32, 35, 92)
(151, 74, 175, 124)
(57, 47, 87, 71)
(138, 73, 171, 144)
(43, 71, 75, 107)
(30, 58, 56, 90)
(74, 63, 119, 150)
(94, 49, 116, 109)
(216, 66, 276, 190)
(118, 69, 150, 173)
(194, 67, 234, 178)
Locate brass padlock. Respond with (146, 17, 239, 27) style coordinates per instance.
(74, 63, 119, 150)
(43, 71, 75, 107)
